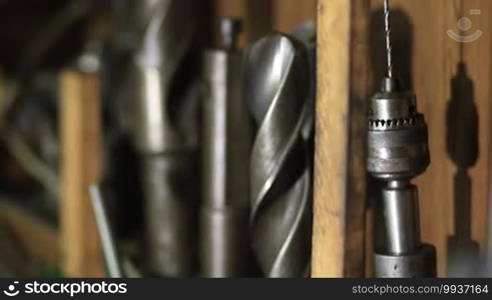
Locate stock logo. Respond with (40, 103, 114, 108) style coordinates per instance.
(3, 281, 20, 297)
(2, 281, 127, 297)
(447, 9, 483, 43)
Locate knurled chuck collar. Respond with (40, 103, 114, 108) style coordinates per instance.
(367, 77, 430, 180)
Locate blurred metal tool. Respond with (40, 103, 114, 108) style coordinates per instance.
(200, 18, 252, 277)
(368, 0, 436, 277)
(20, 0, 94, 74)
(244, 29, 314, 277)
(89, 184, 122, 278)
(128, 0, 197, 277)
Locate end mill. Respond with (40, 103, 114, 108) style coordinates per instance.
(244, 29, 314, 277)
(368, 0, 436, 277)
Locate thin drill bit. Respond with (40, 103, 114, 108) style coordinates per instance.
(383, 0, 393, 78)
(244, 30, 314, 277)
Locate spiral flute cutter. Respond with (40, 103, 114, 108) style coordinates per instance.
(129, 0, 197, 277)
(244, 26, 315, 277)
(368, 0, 436, 277)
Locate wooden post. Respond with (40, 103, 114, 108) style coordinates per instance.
(59, 70, 104, 277)
(312, 0, 370, 277)
(271, 0, 317, 32)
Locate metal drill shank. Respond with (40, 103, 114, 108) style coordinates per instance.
(382, 181, 421, 255)
(128, 0, 197, 277)
(201, 43, 252, 277)
(245, 34, 313, 277)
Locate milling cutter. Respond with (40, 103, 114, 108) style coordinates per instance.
(368, 0, 436, 277)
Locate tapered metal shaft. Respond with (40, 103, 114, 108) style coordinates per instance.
(129, 0, 197, 277)
(200, 18, 252, 277)
(244, 32, 314, 277)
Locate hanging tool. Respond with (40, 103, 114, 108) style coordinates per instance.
(244, 26, 315, 277)
(128, 0, 198, 277)
(200, 18, 252, 277)
(368, 0, 436, 277)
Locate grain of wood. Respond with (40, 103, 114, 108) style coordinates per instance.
(60, 71, 104, 277)
(312, 0, 370, 278)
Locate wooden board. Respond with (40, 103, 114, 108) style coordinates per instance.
(59, 70, 104, 277)
(311, 0, 370, 278)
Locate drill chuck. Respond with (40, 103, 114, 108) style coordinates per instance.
(367, 78, 430, 180)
